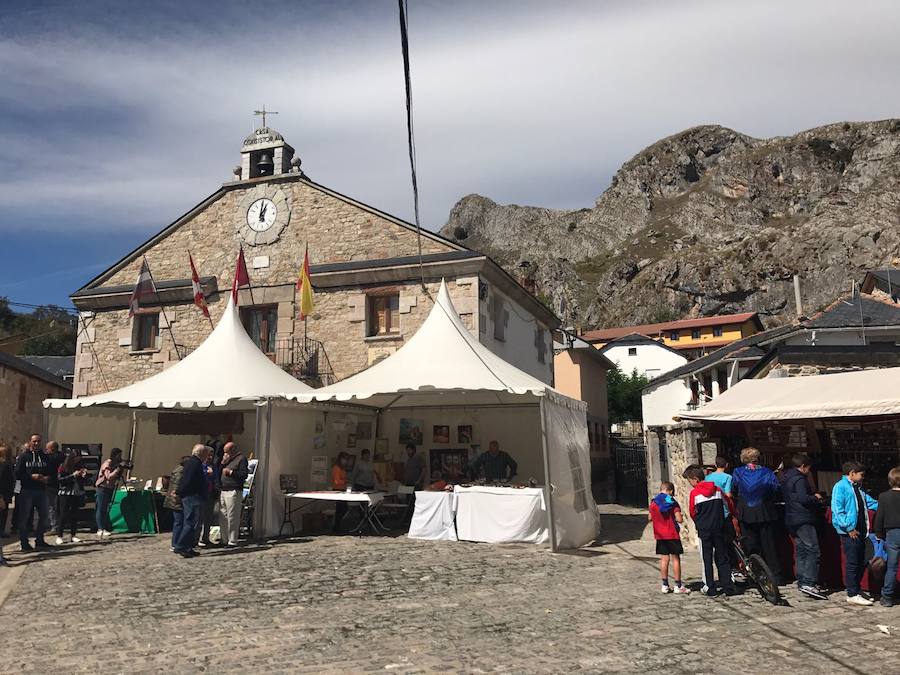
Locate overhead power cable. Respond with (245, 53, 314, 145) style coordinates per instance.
(397, 0, 426, 292)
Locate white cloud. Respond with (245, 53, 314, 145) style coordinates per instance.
(0, 0, 898, 235)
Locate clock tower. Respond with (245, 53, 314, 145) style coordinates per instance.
(233, 111, 303, 182)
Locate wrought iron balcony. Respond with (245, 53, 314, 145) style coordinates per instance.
(173, 336, 335, 387)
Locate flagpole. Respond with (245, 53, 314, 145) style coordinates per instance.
(240, 246, 256, 306)
(142, 255, 182, 360)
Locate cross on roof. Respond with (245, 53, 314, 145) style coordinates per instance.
(253, 105, 278, 128)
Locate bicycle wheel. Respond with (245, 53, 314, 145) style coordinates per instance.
(748, 553, 782, 605)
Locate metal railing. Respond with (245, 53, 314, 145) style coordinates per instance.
(174, 336, 335, 387)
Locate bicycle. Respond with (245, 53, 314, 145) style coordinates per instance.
(732, 536, 782, 605)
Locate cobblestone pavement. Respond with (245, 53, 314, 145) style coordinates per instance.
(1, 507, 898, 674)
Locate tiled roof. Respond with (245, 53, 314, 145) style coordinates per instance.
(582, 312, 761, 342)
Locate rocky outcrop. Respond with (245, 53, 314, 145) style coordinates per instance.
(440, 120, 900, 328)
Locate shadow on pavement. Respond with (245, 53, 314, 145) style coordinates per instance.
(598, 511, 650, 545)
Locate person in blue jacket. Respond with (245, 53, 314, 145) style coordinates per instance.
(732, 447, 783, 584)
(831, 461, 879, 606)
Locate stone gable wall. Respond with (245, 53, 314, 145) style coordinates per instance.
(101, 180, 453, 290)
(75, 178, 469, 393)
(75, 277, 480, 394)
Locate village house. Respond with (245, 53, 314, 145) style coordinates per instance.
(596, 333, 687, 381)
(0, 351, 71, 447)
(643, 287, 900, 509)
(70, 122, 558, 397)
(581, 312, 764, 359)
(553, 332, 614, 501)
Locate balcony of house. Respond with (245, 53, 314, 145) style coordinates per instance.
(176, 335, 335, 387)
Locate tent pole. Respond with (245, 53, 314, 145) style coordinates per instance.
(539, 397, 558, 553)
(260, 399, 274, 539)
(127, 411, 138, 465)
(252, 400, 265, 541)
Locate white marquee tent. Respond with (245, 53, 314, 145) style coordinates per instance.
(44, 295, 316, 535)
(283, 281, 600, 550)
(679, 366, 900, 422)
(44, 283, 600, 549)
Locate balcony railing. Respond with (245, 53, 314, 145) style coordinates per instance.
(174, 336, 335, 387)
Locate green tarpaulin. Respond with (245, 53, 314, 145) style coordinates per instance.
(109, 489, 157, 534)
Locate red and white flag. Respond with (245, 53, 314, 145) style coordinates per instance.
(231, 247, 251, 305)
(189, 253, 210, 319)
(128, 259, 157, 317)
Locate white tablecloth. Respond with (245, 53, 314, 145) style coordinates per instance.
(407, 491, 457, 541)
(287, 491, 385, 505)
(454, 486, 549, 544)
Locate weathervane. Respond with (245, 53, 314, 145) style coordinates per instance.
(253, 105, 278, 128)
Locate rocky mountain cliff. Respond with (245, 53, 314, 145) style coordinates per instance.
(440, 120, 900, 328)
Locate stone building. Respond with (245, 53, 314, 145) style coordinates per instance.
(0, 351, 71, 448)
(70, 123, 558, 396)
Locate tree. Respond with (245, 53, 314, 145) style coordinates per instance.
(607, 365, 650, 423)
(0, 298, 77, 356)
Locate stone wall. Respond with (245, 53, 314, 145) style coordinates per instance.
(101, 179, 452, 290)
(768, 362, 888, 378)
(75, 277, 480, 393)
(75, 178, 461, 393)
(660, 421, 704, 547)
(0, 366, 69, 448)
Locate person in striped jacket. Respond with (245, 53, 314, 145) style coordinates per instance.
(684, 464, 737, 597)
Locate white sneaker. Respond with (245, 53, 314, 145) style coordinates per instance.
(847, 594, 874, 606)
(673, 585, 691, 594)
(54, 536, 64, 546)
(660, 584, 672, 593)
(71, 536, 81, 543)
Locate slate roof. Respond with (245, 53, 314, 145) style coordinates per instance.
(0, 351, 72, 390)
(20, 356, 75, 379)
(805, 293, 900, 329)
(645, 324, 800, 388)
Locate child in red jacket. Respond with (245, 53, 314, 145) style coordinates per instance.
(649, 481, 690, 594)
(684, 464, 737, 597)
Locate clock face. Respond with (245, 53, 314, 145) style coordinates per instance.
(247, 198, 277, 232)
(235, 187, 290, 246)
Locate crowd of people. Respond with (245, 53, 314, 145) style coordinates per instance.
(649, 446, 900, 607)
(163, 441, 249, 558)
(0, 433, 123, 562)
(0, 433, 250, 562)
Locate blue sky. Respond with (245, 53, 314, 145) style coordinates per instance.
(2, 0, 900, 308)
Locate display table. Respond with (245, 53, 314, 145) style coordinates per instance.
(454, 485, 549, 544)
(407, 491, 457, 541)
(280, 491, 387, 536)
(109, 489, 157, 534)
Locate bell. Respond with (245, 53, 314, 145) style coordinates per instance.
(257, 153, 274, 175)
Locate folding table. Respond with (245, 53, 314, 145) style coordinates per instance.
(280, 490, 388, 536)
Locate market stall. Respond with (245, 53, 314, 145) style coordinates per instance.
(44, 295, 317, 537)
(679, 367, 900, 494)
(287, 281, 599, 550)
(679, 367, 900, 588)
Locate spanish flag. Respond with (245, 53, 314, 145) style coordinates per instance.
(296, 245, 314, 320)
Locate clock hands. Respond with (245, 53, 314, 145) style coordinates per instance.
(258, 202, 267, 222)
